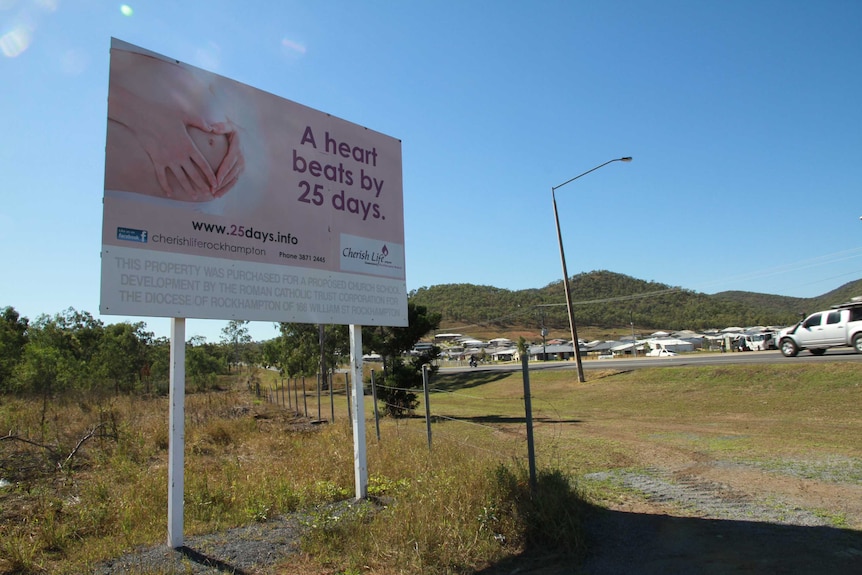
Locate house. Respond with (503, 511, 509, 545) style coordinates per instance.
(490, 347, 517, 361)
(525, 343, 580, 361)
(458, 337, 488, 348)
(586, 340, 621, 356)
(611, 341, 643, 356)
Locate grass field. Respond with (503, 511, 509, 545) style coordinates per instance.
(1, 361, 860, 573)
(426, 363, 862, 496)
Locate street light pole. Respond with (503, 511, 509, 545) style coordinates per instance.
(552, 157, 632, 382)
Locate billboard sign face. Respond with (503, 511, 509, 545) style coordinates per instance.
(100, 39, 407, 326)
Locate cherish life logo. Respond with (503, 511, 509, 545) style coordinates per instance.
(342, 244, 391, 265)
(340, 233, 404, 279)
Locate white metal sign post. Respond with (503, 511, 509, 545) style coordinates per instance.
(167, 318, 185, 548)
(349, 325, 368, 498)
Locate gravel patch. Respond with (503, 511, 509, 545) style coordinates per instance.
(92, 500, 367, 575)
(583, 468, 830, 526)
(743, 455, 862, 484)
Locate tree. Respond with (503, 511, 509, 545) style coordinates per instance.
(186, 335, 228, 391)
(363, 303, 441, 417)
(13, 309, 105, 395)
(0, 306, 29, 392)
(363, 303, 441, 369)
(261, 336, 282, 371)
(221, 320, 251, 373)
(271, 323, 319, 377)
(146, 336, 172, 393)
(270, 323, 349, 379)
(94, 322, 152, 394)
(14, 343, 68, 431)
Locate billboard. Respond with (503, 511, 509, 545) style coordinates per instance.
(100, 39, 407, 326)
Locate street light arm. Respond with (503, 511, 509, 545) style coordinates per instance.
(552, 157, 632, 193)
(551, 155, 632, 383)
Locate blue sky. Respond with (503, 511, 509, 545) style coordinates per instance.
(2, 0, 861, 342)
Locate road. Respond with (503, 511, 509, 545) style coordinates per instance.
(440, 348, 862, 374)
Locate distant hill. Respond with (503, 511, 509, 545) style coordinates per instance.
(408, 271, 862, 337)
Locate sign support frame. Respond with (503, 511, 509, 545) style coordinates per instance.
(167, 317, 186, 549)
(349, 324, 368, 499)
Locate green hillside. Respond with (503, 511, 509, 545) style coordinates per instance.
(408, 271, 862, 335)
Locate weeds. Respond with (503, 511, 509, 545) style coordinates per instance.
(1, 534, 39, 574)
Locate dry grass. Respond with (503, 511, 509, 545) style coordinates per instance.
(0, 372, 576, 574)
(0, 377, 353, 573)
(2, 361, 861, 574)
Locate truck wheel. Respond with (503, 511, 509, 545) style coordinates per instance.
(780, 338, 799, 358)
(810, 348, 826, 356)
(853, 333, 862, 354)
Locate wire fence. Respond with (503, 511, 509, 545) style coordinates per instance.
(252, 363, 543, 472)
(250, 370, 355, 423)
(373, 363, 540, 487)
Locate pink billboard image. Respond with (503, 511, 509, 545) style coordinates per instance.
(101, 39, 407, 326)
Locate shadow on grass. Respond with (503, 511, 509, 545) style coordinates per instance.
(477, 503, 862, 574)
(434, 414, 583, 425)
(430, 370, 512, 391)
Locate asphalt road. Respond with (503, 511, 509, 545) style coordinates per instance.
(440, 347, 862, 375)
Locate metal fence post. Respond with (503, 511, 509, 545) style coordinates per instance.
(521, 353, 537, 494)
(370, 369, 381, 442)
(345, 372, 351, 421)
(422, 364, 432, 451)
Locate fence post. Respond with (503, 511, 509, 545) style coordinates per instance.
(329, 368, 335, 423)
(316, 371, 322, 422)
(288, 377, 292, 409)
(302, 376, 308, 417)
(422, 364, 432, 451)
(345, 372, 351, 421)
(521, 353, 537, 494)
(370, 369, 380, 442)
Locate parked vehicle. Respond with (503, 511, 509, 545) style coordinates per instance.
(739, 332, 777, 352)
(647, 348, 677, 357)
(777, 299, 862, 357)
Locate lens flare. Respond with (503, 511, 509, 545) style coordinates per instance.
(0, 26, 31, 58)
(120, 4, 133, 17)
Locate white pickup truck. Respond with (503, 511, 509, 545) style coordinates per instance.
(777, 300, 862, 357)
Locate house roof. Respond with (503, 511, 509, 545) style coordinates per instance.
(529, 343, 571, 353)
(589, 341, 620, 352)
(646, 337, 694, 345)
